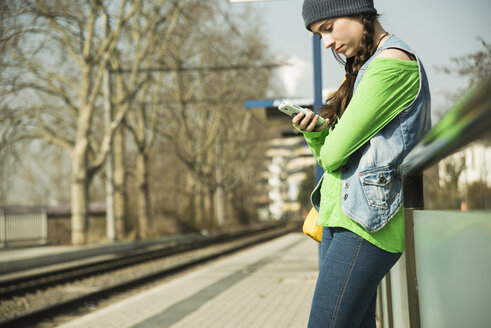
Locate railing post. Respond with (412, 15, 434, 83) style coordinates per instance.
(377, 284, 385, 328)
(0, 208, 5, 247)
(403, 173, 423, 328)
(41, 207, 48, 244)
(384, 271, 394, 328)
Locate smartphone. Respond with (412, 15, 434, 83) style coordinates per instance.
(278, 102, 325, 126)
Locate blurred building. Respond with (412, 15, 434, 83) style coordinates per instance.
(246, 98, 317, 220)
(439, 141, 491, 188)
(438, 140, 491, 209)
(263, 137, 316, 220)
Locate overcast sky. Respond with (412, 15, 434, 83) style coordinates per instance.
(230, 0, 491, 119)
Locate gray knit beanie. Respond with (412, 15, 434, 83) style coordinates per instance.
(302, 0, 377, 30)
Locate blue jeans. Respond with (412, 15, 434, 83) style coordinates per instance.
(308, 227, 402, 328)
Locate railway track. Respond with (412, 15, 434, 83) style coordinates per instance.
(0, 221, 300, 327)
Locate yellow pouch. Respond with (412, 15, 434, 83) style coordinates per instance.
(303, 207, 323, 243)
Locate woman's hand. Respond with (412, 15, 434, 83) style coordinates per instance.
(292, 111, 330, 132)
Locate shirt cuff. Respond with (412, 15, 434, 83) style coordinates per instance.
(301, 128, 328, 140)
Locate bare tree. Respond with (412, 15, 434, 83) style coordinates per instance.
(436, 37, 491, 101)
(0, 1, 24, 203)
(114, 0, 181, 239)
(1, 0, 277, 240)
(155, 2, 274, 229)
(0, 0, 143, 244)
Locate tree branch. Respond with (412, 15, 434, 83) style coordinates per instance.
(34, 0, 83, 66)
(33, 124, 74, 151)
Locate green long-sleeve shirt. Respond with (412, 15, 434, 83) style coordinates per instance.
(302, 57, 420, 253)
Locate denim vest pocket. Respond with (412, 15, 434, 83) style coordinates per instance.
(358, 166, 399, 210)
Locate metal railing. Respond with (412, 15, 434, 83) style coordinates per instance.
(0, 206, 48, 246)
(378, 76, 491, 328)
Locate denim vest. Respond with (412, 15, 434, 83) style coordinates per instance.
(311, 35, 431, 232)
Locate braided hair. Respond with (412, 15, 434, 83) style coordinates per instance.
(321, 13, 378, 127)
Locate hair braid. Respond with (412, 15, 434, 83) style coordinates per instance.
(320, 13, 378, 127)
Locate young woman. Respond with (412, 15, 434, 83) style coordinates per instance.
(293, 0, 431, 327)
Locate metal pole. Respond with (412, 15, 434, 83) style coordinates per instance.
(102, 11, 116, 242)
(385, 271, 394, 328)
(41, 207, 48, 244)
(403, 174, 423, 328)
(215, 128, 225, 227)
(377, 284, 385, 328)
(313, 34, 324, 182)
(0, 208, 5, 247)
(312, 34, 324, 264)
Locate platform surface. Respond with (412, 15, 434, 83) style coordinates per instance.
(56, 233, 319, 328)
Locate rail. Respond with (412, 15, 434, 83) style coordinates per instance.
(378, 76, 491, 328)
(401, 77, 491, 175)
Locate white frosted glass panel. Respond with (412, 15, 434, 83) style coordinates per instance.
(413, 210, 491, 328)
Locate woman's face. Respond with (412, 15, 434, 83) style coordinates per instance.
(309, 17, 364, 58)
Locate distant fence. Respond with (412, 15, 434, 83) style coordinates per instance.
(0, 202, 107, 246)
(0, 206, 48, 246)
